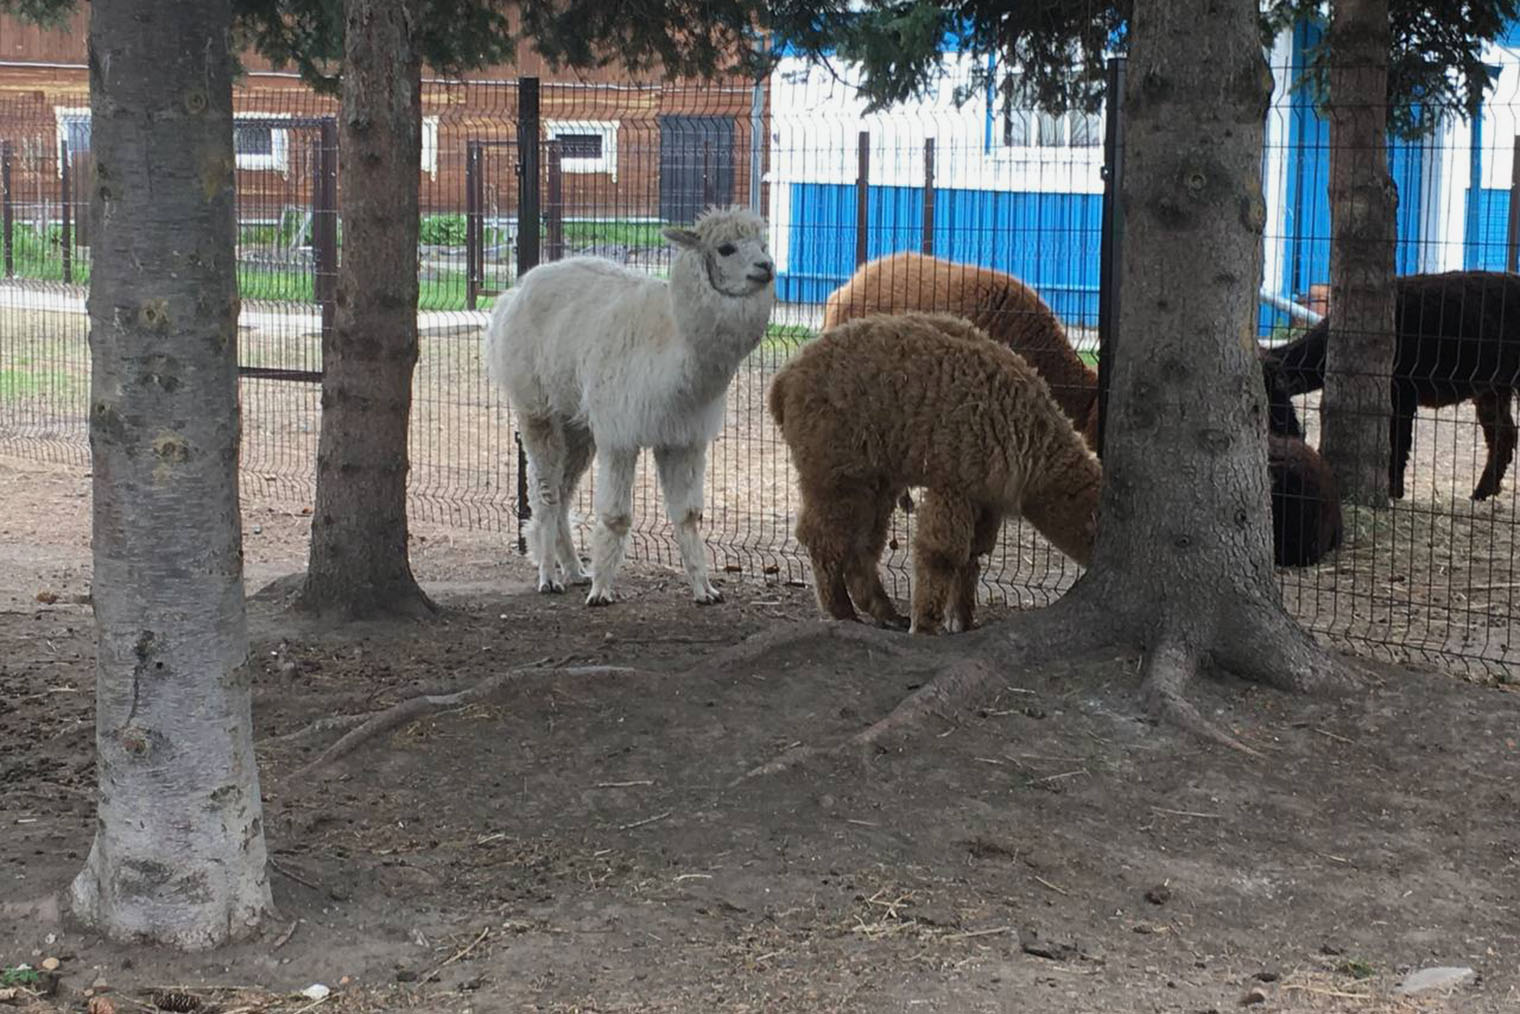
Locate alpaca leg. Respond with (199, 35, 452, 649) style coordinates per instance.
(586, 447, 638, 606)
(655, 442, 722, 604)
(910, 490, 974, 635)
(794, 481, 864, 622)
(1389, 382, 1417, 500)
(1472, 391, 1516, 501)
(843, 485, 907, 629)
(517, 414, 569, 594)
(553, 424, 595, 583)
(947, 505, 1002, 634)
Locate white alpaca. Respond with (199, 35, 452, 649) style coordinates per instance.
(484, 206, 776, 605)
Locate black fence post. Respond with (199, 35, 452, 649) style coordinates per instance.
(1097, 56, 1127, 461)
(2, 140, 13, 278)
(922, 138, 936, 255)
(855, 130, 870, 267)
(312, 118, 339, 345)
(515, 76, 542, 553)
(59, 139, 71, 284)
(466, 139, 482, 308)
(1507, 135, 1520, 273)
(545, 138, 564, 262)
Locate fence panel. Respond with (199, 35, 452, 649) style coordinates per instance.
(0, 53, 1515, 678)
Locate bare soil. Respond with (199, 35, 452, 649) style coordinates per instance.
(2, 454, 1519, 1014)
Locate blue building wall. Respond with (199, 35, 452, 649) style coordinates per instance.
(778, 183, 1104, 325)
(1278, 21, 1428, 296)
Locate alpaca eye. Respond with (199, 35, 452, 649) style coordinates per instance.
(717, 243, 737, 256)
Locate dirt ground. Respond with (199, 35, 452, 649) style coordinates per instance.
(2, 453, 1519, 1014)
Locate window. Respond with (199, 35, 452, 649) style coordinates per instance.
(544, 119, 619, 179)
(555, 133, 602, 159)
(233, 120, 289, 172)
(422, 115, 439, 177)
(53, 107, 90, 174)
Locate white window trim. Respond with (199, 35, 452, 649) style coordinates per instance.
(234, 115, 290, 174)
(543, 119, 619, 181)
(422, 115, 440, 178)
(54, 106, 89, 177)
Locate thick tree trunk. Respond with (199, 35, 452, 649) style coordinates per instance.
(75, 0, 273, 947)
(1049, 0, 1348, 714)
(296, 0, 436, 618)
(1320, 0, 1397, 505)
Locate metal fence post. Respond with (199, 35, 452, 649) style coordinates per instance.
(312, 118, 339, 345)
(2, 140, 13, 278)
(545, 138, 564, 262)
(1097, 56, 1127, 461)
(466, 139, 482, 308)
(855, 130, 870, 267)
(515, 76, 542, 553)
(59, 139, 71, 284)
(922, 137, 936, 255)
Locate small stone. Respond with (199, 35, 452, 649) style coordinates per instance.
(87, 997, 118, 1014)
(40, 957, 60, 971)
(1144, 884, 1172, 905)
(1254, 969, 1280, 983)
(301, 984, 330, 1001)
(1240, 987, 1268, 1005)
(1395, 966, 1476, 995)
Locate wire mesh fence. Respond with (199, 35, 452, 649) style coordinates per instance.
(0, 34, 1517, 678)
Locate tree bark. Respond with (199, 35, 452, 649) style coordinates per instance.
(75, 0, 273, 948)
(1321, 0, 1397, 505)
(1048, 0, 1350, 711)
(295, 0, 436, 619)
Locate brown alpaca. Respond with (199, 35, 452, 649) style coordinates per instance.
(769, 312, 1101, 634)
(822, 251, 1100, 446)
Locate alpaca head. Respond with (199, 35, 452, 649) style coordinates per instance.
(663, 206, 775, 301)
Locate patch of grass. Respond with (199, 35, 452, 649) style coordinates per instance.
(561, 220, 666, 250)
(0, 362, 73, 401)
(1337, 958, 1376, 980)
(762, 322, 813, 355)
(1078, 349, 1098, 368)
(0, 966, 41, 987)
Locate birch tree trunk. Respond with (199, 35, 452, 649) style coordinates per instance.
(296, 0, 436, 619)
(1321, 0, 1397, 504)
(74, 0, 273, 948)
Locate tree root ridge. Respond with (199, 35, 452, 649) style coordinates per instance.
(1138, 636, 1260, 757)
(275, 662, 646, 778)
(741, 598, 1115, 782)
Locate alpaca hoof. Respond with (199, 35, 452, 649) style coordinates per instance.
(538, 579, 566, 595)
(907, 620, 939, 636)
(1472, 481, 1500, 501)
(585, 589, 615, 607)
(694, 586, 724, 605)
(943, 615, 965, 634)
(568, 571, 593, 587)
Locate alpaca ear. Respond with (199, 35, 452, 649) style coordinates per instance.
(663, 227, 701, 249)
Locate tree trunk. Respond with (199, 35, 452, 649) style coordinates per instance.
(1320, 0, 1397, 505)
(1048, 0, 1348, 715)
(295, 0, 436, 619)
(74, 0, 273, 948)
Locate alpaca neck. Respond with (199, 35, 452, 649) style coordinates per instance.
(666, 254, 773, 405)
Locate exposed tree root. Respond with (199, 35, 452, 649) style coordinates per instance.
(676, 618, 918, 678)
(283, 662, 645, 778)
(741, 596, 1113, 781)
(1210, 605, 1365, 696)
(740, 656, 1005, 781)
(1137, 635, 1260, 757)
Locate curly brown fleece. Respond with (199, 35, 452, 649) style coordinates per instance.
(769, 311, 1102, 634)
(822, 251, 1100, 447)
